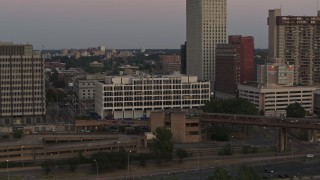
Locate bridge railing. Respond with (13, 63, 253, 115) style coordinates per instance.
(199, 113, 320, 130)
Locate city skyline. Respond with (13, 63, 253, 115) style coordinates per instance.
(0, 0, 318, 49)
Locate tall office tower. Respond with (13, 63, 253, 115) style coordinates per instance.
(186, 0, 227, 81)
(180, 42, 187, 74)
(0, 43, 46, 126)
(215, 35, 254, 99)
(268, 9, 320, 85)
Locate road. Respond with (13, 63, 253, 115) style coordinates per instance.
(2, 152, 320, 180)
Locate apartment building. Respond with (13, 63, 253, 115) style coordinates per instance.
(0, 43, 46, 126)
(186, 0, 227, 81)
(95, 74, 210, 119)
(268, 9, 320, 85)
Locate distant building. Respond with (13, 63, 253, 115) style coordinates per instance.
(159, 54, 181, 74)
(0, 43, 46, 126)
(95, 74, 210, 119)
(45, 62, 66, 69)
(268, 9, 320, 85)
(150, 110, 203, 143)
(215, 35, 254, 99)
(119, 65, 139, 76)
(119, 51, 133, 58)
(89, 61, 103, 69)
(257, 60, 294, 87)
(74, 74, 105, 101)
(186, 0, 227, 81)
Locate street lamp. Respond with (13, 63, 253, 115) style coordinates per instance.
(231, 136, 234, 154)
(290, 140, 293, 160)
(21, 146, 24, 167)
(128, 151, 131, 179)
(6, 159, 9, 180)
(93, 159, 98, 179)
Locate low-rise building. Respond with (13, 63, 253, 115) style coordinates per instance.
(160, 54, 181, 74)
(74, 74, 106, 100)
(150, 110, 202, 143)
(89, 61, 103, 69)
(95, 73, 210, 119)
(238, 84, 315, 117)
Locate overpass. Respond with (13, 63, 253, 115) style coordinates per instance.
(199, 113, 320, 152)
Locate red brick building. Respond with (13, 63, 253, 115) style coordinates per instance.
(215, 35, 254, 99)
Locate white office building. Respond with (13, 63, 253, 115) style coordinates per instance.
(95, 74, 210, 119)
(238, 84, 315, 117)
(186, 0, 227, 81)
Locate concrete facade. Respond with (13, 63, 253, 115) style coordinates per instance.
(74, 74, 105, 100)
(0, 43, 46, 126)
(268, 9, 320, 85)
(238, 84, 316, 117)
(186, 0, 227, 81)
(150, 111, 201, 143)
(95, 74, 210, 119)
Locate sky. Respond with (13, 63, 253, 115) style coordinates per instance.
(0, 0, 318, 49)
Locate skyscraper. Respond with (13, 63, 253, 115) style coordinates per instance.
(215, 35, 254, 99)
(268, 9, 320, 85)
(186, 0, 227, 81)
(0, 43, 46, 127)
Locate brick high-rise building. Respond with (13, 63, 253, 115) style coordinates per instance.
(268, 9, 320, 85)
(186, 0, 227, 81)
(215, 36, 254, 99)
(0, 43, 46, 126)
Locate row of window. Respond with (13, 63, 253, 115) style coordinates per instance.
(104, 85, 209, 91)
(103, 100, 207, 108)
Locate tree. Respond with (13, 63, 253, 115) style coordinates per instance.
(286, 102, 306, 118)
(149, 127, 174, 163)
(175, 149, 188, 163)
(41, 160, 55, 176)
(209, 167, 231, 180)
(91, 150, 127, 172)
(66, 157, 80, 172)
(237, 164, 260, 180)
(203, 98, 258, 115)
(13, 130, 23, 139)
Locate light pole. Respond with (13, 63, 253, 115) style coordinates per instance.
(128, 151, 131, 179)
(21, 146, 24, 167)
(290, 140, 293, 160)
(6, 159, 9, 180)
(93, 159, 98, 179)
(231, 136, 234, 154)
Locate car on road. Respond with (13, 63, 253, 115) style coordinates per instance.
(264, 168, 274, 173)
(262, 173, 273, 179)
(307, 154, 314, 158)
(278, 174, 289, 178)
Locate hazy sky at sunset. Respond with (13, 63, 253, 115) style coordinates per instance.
(0, 0, 317, 49)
